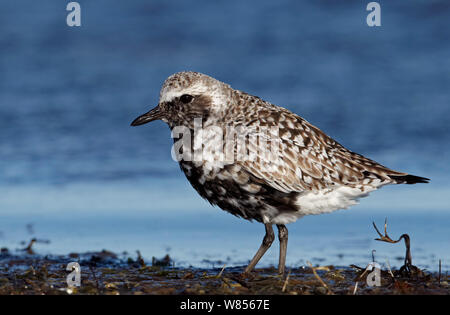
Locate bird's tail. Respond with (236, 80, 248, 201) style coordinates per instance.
(388, 174, 430, 184)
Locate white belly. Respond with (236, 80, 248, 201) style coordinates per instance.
(269, 185, 380, 225)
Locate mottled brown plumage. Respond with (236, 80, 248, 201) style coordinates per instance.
(131, 71, 428, 275)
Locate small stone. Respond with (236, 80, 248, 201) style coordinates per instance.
(314, 286, 327, 295)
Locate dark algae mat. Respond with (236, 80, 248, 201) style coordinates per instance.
(0, 248, 448, 295)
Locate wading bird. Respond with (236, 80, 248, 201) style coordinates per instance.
(131, 72, 428, 275)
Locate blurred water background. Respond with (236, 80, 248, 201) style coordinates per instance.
(0, 0, 449, 271)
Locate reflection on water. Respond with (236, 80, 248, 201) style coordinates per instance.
(0, 1, 449, 270)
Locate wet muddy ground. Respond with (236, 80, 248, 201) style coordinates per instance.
(0, 247, 448, 295)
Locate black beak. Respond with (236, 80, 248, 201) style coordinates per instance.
(130, 106, 163, 126)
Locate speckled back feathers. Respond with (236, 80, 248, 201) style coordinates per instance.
(156, 72, 428, 224)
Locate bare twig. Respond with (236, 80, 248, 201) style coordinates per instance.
(355, 267, 371, 283)
(217, 264, 226, 278)
(386, 259, 395, 279)
(373, 218, 413, 273)
(438, 259, 441, 285)
(282, 269, 291, 292)
(307, 261, 333, 295)
(349, 264, 365, 271)
(352, 281, 359, 295)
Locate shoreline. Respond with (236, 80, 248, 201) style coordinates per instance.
(0, 249, 448, 295)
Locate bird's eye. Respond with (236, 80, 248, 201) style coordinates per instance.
(180, 94, 194, 104)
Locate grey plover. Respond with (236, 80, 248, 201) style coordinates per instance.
(131, 71, 428, 275)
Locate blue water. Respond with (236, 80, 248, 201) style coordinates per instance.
(0, 1, 449, 271)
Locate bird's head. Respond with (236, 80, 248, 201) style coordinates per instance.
(131, 72, 232, 129)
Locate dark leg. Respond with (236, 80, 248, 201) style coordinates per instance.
(244, 224, 274, 274)
(277, 224, 288, 275)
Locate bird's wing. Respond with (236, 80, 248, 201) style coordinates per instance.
(236, 108, 407, 193)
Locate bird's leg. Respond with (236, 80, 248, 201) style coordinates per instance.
(277, 224, 288, 275)
(243, 224, 274, 274)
